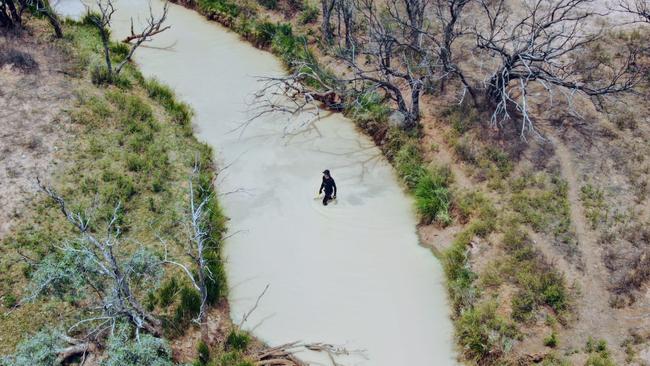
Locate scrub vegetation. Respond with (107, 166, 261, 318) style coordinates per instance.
(0, 9, 357, 366)
(2, 0, 650, 364)
(177, 0, 650, 364)
(0, 12, 268, 366)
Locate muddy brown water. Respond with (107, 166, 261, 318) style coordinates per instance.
(55, 1, 457, 364)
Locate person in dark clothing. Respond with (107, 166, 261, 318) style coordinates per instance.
(319, 169, 337, 206)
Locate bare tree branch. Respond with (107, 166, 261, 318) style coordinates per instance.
(474, 0, 643, 137)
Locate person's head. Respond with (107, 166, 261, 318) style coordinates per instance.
(322, 169, 330, 178)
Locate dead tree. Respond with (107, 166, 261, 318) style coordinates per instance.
(31, 0, 63, 37)
(335, 0, 355, 51)
(343, 0, 434, 129)
(403, 0, 427, 47)
(0, 1, 62, 37)
(244, 60, 346, 134)
(121, 4, 171, 43)
(428, 0, 473, 97)
(0, 0, 23, 28)
(86, 0, 170, 78)
(86, 0, 116, 76)
(321, 0, 336, 43)
(162, 169, 217, 345)
(618, 0, 650, 23)
(474, 0, 642, 137)
(253, 0, 433, 129)
(28, 180, 164, 338)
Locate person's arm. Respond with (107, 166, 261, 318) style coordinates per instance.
(333, 179, 337, 197)
(319, 178, 324, 194)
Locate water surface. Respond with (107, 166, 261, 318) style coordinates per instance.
(56, 2, 457, 364)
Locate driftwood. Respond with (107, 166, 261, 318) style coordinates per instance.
(254, 341, 364, 366)
(56, 336, 97, 364)
(255, 342, 307, 366)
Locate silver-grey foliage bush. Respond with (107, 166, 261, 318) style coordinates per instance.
(101, 325, 173, 366)
(1, 329, 64, 366)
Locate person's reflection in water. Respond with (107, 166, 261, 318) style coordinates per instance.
(319, 169, 337, 206)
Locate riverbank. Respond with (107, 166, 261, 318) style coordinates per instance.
(97, 1, 456, 364)
(1, 6, 457, 365)
(163, 0, 501, 363)
(165, 0, 650, 365)
(0, 15, 276, 365)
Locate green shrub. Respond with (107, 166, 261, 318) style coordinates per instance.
(444, 231, 478, 313)
(151, 173, 165, 193)
(580, 184, 606, 229)
(91, 64, 112, 85)
(3, 294, 17, 308)
(90, 64, 132, 88)
(107, 91, 155, 124)
(443, 102, 479, 134)
(585, 337, 608, 353)
(455, 301, 518, 363)
(81, 11, 103, 27)
(584, 340, 615, 366)
(512, 289, 536, 322)
(585, 353, 615, 366)
(501, 225, 570, 320)
(347, 91, 389, 125)
(158, 277, 179, 307)
(145, 290, 158, 311)
(101, 174, 137, 204)
(174, 285, 201, 323)
(226, 330, 251, 351)
(544, 332, 558, 348)
(126, 153, 146, 172)
(144, 78, 193, 125)
(414, 168, 452, 225)
(298, 2, 319, 24)
(197, 340, 210, 364)
(205, 251, 227, 304)
(257, 0, 277, 9)
(394, 142, 426, 188)
(454, 190, 494, 223)
(470, 219, 494, 237)
(484, 146, 512, 176)
(510, 174, 573, 245)
(453, 136, 478, 164)
(543, 281, 568, 312)
(109, 41, 129, 60)
(198, 0, 241, 18)
(252, 20, 278, 47)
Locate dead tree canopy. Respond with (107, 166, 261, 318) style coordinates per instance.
(321, 0, 337, 43)
(122, 4, 171, 43)
(162, 168, 221, 345)
(29, 180, 164, 338)
(343, 0, 435, 129)
(618, 0, 650, 23)
(474, 0, 642, 137)
(427, 0, 473, 96)
(252, 0, 453, 130)
(87, 0, 170, 78)
(334, 0, 355, 51)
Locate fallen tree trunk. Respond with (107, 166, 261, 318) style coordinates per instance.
(55, 336, 97, 364)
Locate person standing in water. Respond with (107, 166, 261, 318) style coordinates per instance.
(319, 169, 337, 206)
